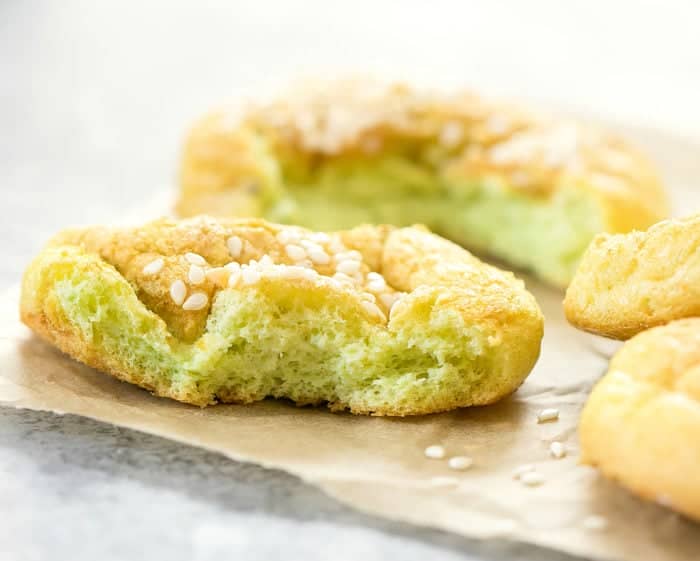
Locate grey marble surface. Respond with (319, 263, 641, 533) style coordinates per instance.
(2, 2, 697, 560)
(0, 408, 585, 561)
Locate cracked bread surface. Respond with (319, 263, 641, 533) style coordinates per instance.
(565, 214, 700, 340)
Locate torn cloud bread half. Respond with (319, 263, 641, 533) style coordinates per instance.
(20, 217, 544, 416)
(178, 79, 669, 287)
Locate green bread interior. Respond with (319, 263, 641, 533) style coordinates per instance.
(255, 149, 603, 287)
(30, 248, 540, 414)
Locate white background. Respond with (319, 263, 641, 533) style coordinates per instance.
(3, 0, 700, 281)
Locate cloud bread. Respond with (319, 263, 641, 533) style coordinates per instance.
(579, 318, 700, 521)
(565, 214, 700, 340)
(178, 78, 669, 287)
(20, 216, 544, 415)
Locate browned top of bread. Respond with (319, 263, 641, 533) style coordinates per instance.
(180, 78, 666, 232)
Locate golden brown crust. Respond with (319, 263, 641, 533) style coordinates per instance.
(178, 78, 668, 234)
(20, 216, 544, 415)
(565, 214, 700, 340)
(49, 216, 366, 342)
(580, 318, 700, 521)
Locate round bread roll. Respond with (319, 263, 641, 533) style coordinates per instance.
(565, 214, 700, 340)
(20, 216, 544, 416)
(580, 318, 700, 521)
(178, 79, 668, 287)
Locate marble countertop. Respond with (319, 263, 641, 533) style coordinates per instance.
(2, 2, 698, 559)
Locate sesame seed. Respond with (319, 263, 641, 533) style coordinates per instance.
(485, 115, 509, 135)
(512, 464, 536, 480)
(489, 137, 536, 166)
(280, 265, 313, 280)
(228, 270, 241, 287)
(361, 292, 377, 303)
(241, 267, 261, 285)
(424, 445, 446, 460)
(285, 244, 307, 261)
(367, 279, 387, 292)
(328, 239, 347, 254)
(337, 250, 362, 261)
(302, 268, 319, 281)
(185, 252, 206, 266)
(389, 296, 405, 320)
(307, 247, 330, 265)
(226, 236, 243, 259)
(276, 230, 300, 245)
(336, 260, 361, 275)
(582, 515, 608, 531)
(537, 408, 560, 423)
(520, 471, 545, 487)
(259, 255, 275, 267)
(224, 261, 241, 273)
(182, 292, 208, 311)
(188, 265, 206, 285)
(332, 272, 354, 285)
(142, 258, 164, 275)
(299, 239, 321, 251)
(361, 300, 386, 321)
(205, 267, 230, 287)
(297, 267, 319, 281)
(447, 456, 473, 471)
(310, 232, 331, 244)
(379, 292, 399, 310)
(169, 280, 187, 306)
(439, 121, 463, 148)
(549, 441, 566, 459)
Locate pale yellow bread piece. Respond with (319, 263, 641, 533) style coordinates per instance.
(580, 318, 700, 521)
(565, 214, 700, 340)
(177, 79, 668, 286)
(20, 216, 544, 415)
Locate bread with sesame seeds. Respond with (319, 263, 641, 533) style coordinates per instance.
(177, 78, 669, 287)
(20, 216, 544, 415)
(565, 213, 700, 340)
(579, 318, 700, 521)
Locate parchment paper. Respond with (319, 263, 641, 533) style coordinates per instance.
(2, 124, 699, 561)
